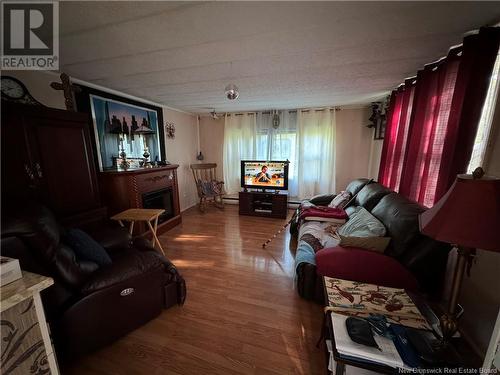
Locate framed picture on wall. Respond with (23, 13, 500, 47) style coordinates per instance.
(74, 85, 166, 171)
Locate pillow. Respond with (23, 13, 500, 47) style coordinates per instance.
(345, 205, 358, 217)
(338, 207, 386, 237)
(328, 191, 351, 209)
(198, 180, 223, 196)
(63, 229, 112, 266)
(338, 234, 391, 253)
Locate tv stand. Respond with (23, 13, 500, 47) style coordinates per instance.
(239, 190, 288, 219)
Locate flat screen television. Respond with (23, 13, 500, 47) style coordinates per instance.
(241, 160, 289, 191)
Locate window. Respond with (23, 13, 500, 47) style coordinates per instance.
(223, 109, 336, 198)
(468, 48, 500, 173)
(255, 112, 298, 191)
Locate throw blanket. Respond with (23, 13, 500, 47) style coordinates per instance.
(299, 206, 348, 223)
(295, 241, 316, 272)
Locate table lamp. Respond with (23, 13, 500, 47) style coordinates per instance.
(419, 168, 500, 343)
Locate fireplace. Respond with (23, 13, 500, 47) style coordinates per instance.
(142, 187, 175, 224)
(100, 165, 181, 234)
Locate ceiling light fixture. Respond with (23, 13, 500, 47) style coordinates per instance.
(225, 83, 239, 100)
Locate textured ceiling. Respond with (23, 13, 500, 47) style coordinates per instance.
(59, 1, 500, 113)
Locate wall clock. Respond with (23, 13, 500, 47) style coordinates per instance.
(1, 76, 43, 106)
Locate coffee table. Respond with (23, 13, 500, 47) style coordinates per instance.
(111, 208, 165, 255)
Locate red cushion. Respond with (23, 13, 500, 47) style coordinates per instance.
(315, 246, 419, 291)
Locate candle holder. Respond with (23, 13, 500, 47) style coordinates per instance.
(143, 146, 150, 166)
(119, 137, 130, 170)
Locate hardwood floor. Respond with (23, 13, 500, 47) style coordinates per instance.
(64, 205, 325, 375)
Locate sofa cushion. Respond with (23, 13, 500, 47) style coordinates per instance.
(315, 246, 419, 291)
(353, 183, 392, 211)
(370, 193, 425, 258)
(345, 179, 371, 196)
(338, 207, 386, 237)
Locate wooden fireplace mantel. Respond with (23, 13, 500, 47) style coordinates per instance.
(99, 164, 181, 235)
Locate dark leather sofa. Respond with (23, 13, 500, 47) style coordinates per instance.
(1, 203, 186, 361)
(293, 179, 451, 302)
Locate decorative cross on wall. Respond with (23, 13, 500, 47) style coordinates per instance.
(50, 73, 81, 111)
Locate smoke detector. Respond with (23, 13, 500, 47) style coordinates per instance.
(224, 83, 239, 100)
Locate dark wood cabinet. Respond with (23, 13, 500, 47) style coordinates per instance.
(239, 191, 288, 219)
(1, 102, 101, 219)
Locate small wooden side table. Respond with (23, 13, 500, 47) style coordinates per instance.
(111, 208, 166, 255)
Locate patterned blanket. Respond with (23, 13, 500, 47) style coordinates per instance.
(324, 277, 431, 330)
(197, 180, 224, 196)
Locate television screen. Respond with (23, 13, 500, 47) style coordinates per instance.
(241, 160, 289, 190)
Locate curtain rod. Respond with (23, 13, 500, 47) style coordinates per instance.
(227, 107, 342, 116)
(395, 28, 485, 88)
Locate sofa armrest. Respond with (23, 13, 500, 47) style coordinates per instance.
(80, 251, 165, 295)
(316, 246, 419, 291)
(130, 238, 183, 279)
(309, 194, 336, 206)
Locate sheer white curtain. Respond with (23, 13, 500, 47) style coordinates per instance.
(296, 109, 336, 198)
(223, 113, 256, 194)
(223, 109, 336, 198)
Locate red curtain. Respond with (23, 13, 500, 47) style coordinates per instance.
(379, 27, 500, 207)
(398, 49, 462, 207)
(378, 80, 415, 191)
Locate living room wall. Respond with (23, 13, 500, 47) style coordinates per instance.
(4, 70, 199, 211)
(198, 107, 382, 196)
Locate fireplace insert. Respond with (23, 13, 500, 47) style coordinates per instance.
(142, 188, 174, 224)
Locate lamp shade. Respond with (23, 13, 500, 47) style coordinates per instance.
(419, 174, 500, 252)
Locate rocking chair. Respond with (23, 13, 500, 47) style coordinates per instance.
(190, 163, 225, 212)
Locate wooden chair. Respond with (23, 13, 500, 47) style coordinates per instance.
(190, 163, 225, 212)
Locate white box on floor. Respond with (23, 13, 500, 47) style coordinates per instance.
(0, 256, 22, 285)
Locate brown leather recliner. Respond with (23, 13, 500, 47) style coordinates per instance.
(1, 203, 186, 361)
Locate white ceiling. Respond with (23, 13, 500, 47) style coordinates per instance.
(59, 1, 500, 113)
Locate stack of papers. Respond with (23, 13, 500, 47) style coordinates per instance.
(330, 313, 409, 370)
